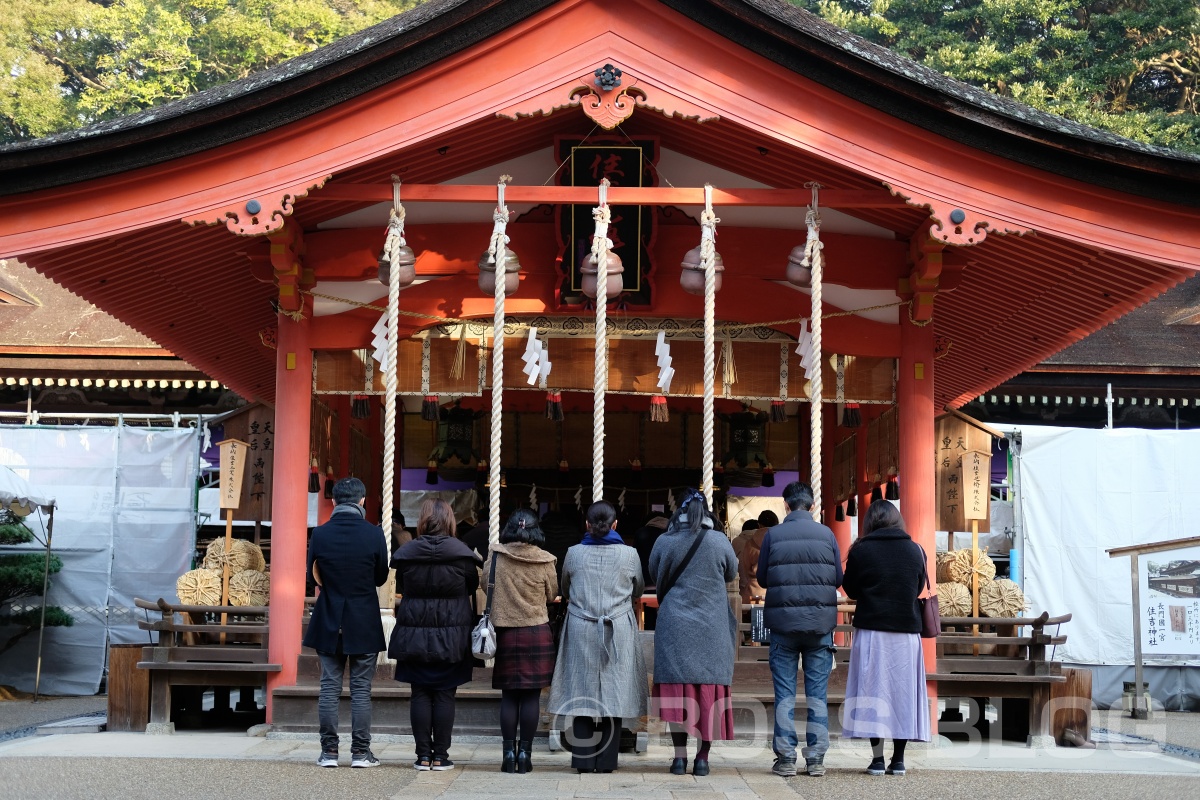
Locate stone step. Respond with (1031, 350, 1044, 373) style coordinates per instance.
(271, 677, 847, 739)
(293, 648, 844, 689)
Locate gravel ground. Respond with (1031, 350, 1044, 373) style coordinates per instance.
(1092, 708, 1200, 754)
(2, 757, 1198, 800)
(0, 696, 106, 742)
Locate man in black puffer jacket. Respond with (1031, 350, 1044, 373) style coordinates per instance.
(756, 481, 842, 778)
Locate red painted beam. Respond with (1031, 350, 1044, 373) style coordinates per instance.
(314, 184, 907, 208)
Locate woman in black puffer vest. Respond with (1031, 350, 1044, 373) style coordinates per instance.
(390, 498, 480, 771)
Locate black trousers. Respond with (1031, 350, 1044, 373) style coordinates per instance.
(570, 716, 621, 772)
(410, 685, 457, 759)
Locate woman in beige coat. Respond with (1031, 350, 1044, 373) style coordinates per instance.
(486, 509, 559, 774)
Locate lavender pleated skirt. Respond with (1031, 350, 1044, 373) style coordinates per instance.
(841, 628, 931, 741)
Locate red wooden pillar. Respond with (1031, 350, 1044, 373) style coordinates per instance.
(826, 406, 852, 562)
(898, 310, 938, 731)
(266, 311, 313, 719)
(854, 413, 869, 553)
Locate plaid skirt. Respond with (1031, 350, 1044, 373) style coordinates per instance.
(493, 623, 556, 690)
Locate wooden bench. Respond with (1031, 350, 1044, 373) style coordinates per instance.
(134, 597, 282, 733)
(931, 611, 1075, 746)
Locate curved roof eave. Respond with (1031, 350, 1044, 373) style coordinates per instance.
(1, 0, 1197, 204)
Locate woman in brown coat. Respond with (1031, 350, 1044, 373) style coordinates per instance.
(486, 508, 559, 773)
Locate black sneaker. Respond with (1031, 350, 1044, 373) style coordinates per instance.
(351, 751, 380, 768)
(316, 750, 339, 768)
(771, 756, 797, 777)
(431, 757, 455, 771)
(866, 757, 886, 776)
(805, 758, 826, 777)
(414, 756, 432, 771)
(886, 760, 906, 776)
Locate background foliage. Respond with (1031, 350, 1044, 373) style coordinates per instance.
(794, 1, 1200, 152)
(2, 1, 1198, 152)
(1, 0, 421, 141)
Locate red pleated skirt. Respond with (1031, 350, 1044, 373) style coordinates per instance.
(652, 683, 735, 740)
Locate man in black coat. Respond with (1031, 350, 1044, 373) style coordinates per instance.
(756, 481, 842, 778)
(303, 477, 389, 768)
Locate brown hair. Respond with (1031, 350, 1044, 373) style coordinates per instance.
(416, 498, 457, 538)
(861, 499, 904, 536)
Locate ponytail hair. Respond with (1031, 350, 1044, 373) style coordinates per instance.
(669, 488, 715, 536)
(585, 500, 617, 537)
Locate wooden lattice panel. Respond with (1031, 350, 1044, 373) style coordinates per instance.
(402, 412, 438, 467)
(788, 354, 895, 402)
(605, 413, 640, 467)
(766, 413, 801, 471)
(643, 415, 685, 468)
(428, 336, 481, 396)
(350, 427, 373, 487)
(517, 412, 560, 468)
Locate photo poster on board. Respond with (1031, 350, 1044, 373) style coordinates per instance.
(1140, 545, 1200, 657)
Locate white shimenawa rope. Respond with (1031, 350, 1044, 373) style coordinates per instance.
(804, 182, 825, 516)
(382, 175, 405, 543)
(489, 177, 512, 545)
(591, 179, 612, 503)
(700, 184, 719, 506)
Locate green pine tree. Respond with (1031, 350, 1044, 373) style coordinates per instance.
(0, 513, 72, 659)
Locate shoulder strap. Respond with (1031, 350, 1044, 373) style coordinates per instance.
(657, 530, 708, 601)
(920, 547, 931, 596)
(484, 553, 499, 615)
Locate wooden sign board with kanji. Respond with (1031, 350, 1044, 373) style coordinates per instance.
(220, 404, 275, 521)
(961, 449, 991, 521)
(935, 411, 1000, 533)
(218, 439, 249, 509)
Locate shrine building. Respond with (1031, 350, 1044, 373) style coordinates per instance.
(3, 0, 1200, 725)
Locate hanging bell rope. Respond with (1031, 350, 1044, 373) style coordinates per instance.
(591, 178, 612, 502)
(381, 175, 404, 538)
(700, 184, 720, 506)
(804, 181, 825, 515)
(488, 176, 512, 545)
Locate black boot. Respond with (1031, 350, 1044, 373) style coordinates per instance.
(516, 740, 533, 774)
(501, 739, 517, 773)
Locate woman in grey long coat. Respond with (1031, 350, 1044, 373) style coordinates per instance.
(547, 500, 648, 773)
(649, 490, 738, 776)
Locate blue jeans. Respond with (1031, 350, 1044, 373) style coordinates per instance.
(317, 649, 378, 754)
(768, 630, 833, 761)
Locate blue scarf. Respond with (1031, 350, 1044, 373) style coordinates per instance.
(582, 529, 624, 546)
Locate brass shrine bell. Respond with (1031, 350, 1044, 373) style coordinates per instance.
(679, 245, 724, 296)
(785, 244, 812, 287)
(580, 249, 624, 299)
(378, 245, 417, 288)
(477, 248, 521, 295)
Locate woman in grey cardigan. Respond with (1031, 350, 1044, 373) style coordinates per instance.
(547, 500, 647, 773)
(649, 490, 738, 776)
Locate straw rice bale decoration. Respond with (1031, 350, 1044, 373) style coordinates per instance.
(937, 582, 971, 617)
(980, 578, 1026, 618)
(176, 568, 223, 606)
(229, 570, 270, 607)
(935, 551, 955, 584)
(203, 539, 266, 575)
(943, 547, 996, 588)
